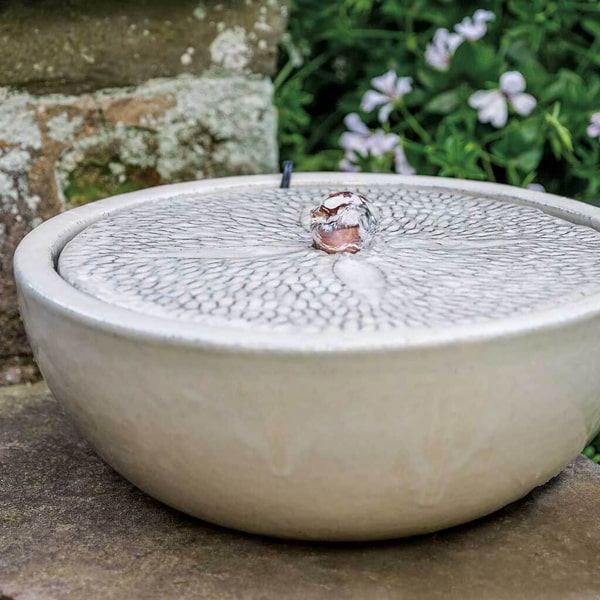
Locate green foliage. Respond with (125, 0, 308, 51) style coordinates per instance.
(583, 430, 600, 463)
(64, 161, 162, 207)
(275, 0, 600, 202)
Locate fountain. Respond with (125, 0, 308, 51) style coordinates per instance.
(13, 173, 600, 540)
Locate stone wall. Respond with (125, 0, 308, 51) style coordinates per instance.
(0, 0, 287, 385)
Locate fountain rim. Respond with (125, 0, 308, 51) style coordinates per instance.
(14, 172, 600, 354)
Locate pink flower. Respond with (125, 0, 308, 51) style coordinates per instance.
(366, 130, 401, 157)
(339, 113, 415, 174)
(394, 146, 415, 175)
(425, 28, 463, 72)
(360, 70, 412, 123)
(340, 113, 371, 156)
(469, 71, 537, 128)
(454, 9, 495, 41)
(340, 113, 400, 157)
(526, 183, 545, 192)
(587, 112, 600, 138)
(340, 157, 361, 172)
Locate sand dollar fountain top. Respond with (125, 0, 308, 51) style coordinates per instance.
(57, 176, 600, 340)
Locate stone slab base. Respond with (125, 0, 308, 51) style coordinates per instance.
(1, 384, 600, 599)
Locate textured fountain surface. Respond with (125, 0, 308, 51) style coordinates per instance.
(58, 185, 600, 333)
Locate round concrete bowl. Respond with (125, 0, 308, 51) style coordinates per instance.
(13, 173, 600, 541)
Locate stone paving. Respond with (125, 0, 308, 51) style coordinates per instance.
(1, 383, 599, 599)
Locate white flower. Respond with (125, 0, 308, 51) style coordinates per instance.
(340, 156, 361, 172)
(344, 112, 369, 135)
(340, 113, 401, 157)
(587, 112, 600, 138)
(340, 113, 371, 156)
(526, 183, 545, 192)
(367, 130, 400, 156)
(425, 10, 494, 72)
(454, 9, 495, 41)
(340, 113, 414, 174)
(425, 28, 463, 71)
(360, 70, 413, 123)
(394, 146, 415, 175)
(469, 71, 537, 128)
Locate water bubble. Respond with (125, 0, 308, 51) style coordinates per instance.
(310, 191, 377, 254)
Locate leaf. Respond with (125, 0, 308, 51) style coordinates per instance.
(491, 128, 534, 158)
(404, 88, 427, 108)
(545, 106, 574, 155)
(424, 90, 460, 115)
(515, 147, 543, 172)
(519, 118, 542, 144)
(451, 42, 500, 82)
(541, 70, 582, 104)
(415, 67, 438, 91)
(582, 17, 600, 38)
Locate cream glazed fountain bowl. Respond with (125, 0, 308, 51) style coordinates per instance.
(14, 173, 600, 541)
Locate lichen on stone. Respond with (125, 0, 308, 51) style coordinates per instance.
(52, 75, 277, 203)
(193, 2, 207, 20)
(46, 112, 84, 144)
(0, 89, 42, 149)
(210, 27, 252, 72)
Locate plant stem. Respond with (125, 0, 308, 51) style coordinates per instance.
(399, 104, 432, 143)
(307, 109, 343, 151)
(402, 138, 427, 154)
(480, 153, 496, 182)
(480, 149, 505, 167)
(273, 59, 296, 91)
(340, 29, 407, 40)
(281, 51, 332, 88)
